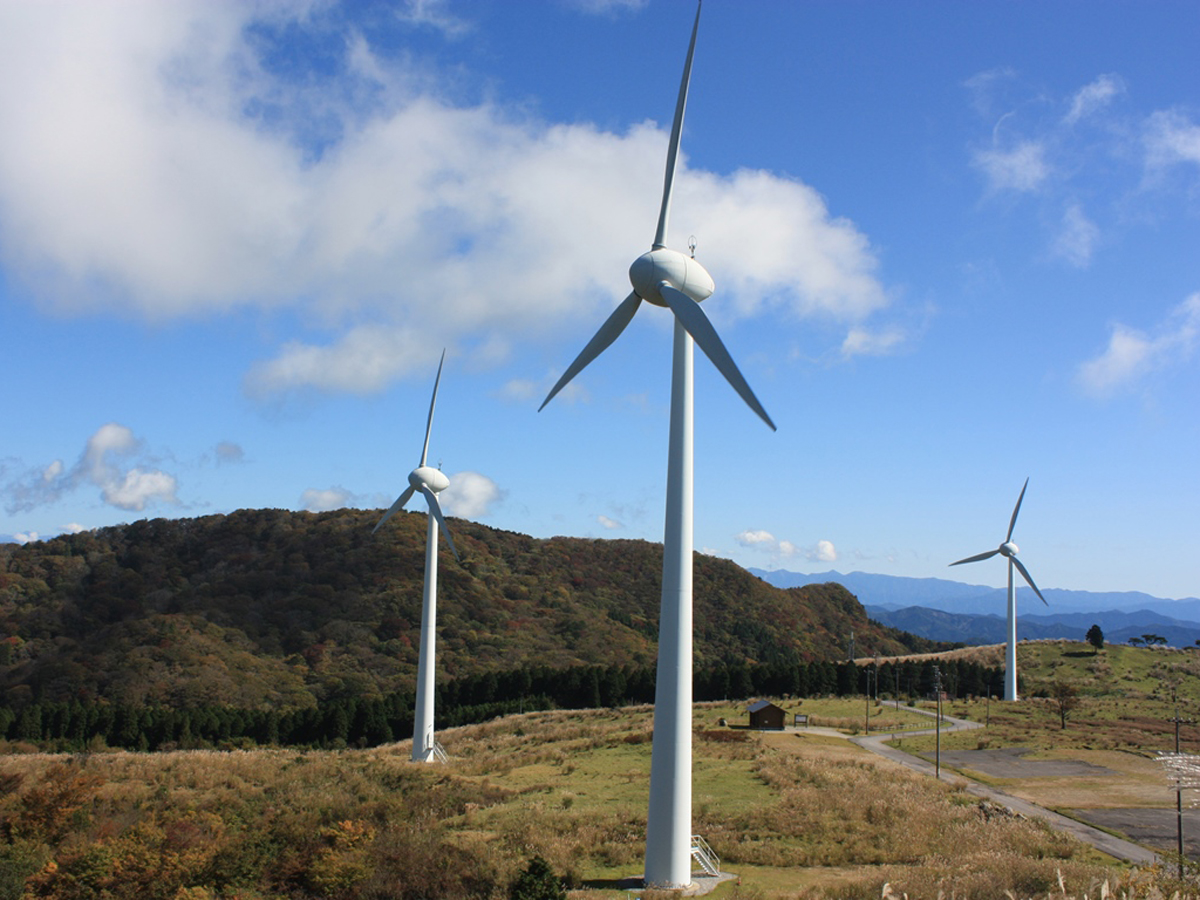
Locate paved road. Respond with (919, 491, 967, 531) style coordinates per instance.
(846, 706, 1159, 865)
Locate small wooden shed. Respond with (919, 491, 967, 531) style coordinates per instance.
(747, 700, 786, 731)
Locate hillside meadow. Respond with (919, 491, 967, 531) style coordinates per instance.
(0, 697, 1179, 900)
(894, 640, 1200, 756)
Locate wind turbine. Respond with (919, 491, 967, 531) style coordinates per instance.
(374, 349, 460, 762)
(950, 477, 1046, 702)
(540, 3, 774, 888)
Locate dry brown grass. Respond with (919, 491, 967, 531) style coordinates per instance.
(0, 703, 1180, 899)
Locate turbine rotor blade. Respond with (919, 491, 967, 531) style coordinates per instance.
(420, 486, 460, 562)
(659, 283, 776, 431)
(373, 486, 416, 534)
(539, 292, 642, 412)
(652, 1, 702, 250)
(1007, 477, 1029, 542)
(950, 548, 1000, 566)
(420, 349, 447, 468)
(1011, 556, 1047, 605)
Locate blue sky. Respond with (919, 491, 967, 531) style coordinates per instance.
(2, 0, 1198, 601)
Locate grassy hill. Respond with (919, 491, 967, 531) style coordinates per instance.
(0, 508, 935, 712)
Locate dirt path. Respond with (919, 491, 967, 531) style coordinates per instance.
(846, 707, 1160, 865)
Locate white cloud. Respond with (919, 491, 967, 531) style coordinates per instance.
(441, 471, 502, 518)
(1145, 109, 1200, 170)
(597, 514, 622, 530)
(2, 423, 178, 514)
(964, 71, 1196, 266)
(246, 327, 436, 397)
(736, 529, 837, 563)
(497, 378, 538, 403)
(735, 529, 776, 547)
(300, 487, 354, 512)
(1064, 74, 1121, 126)
(14, 531, 38, 544)
(397, 0, 473, 37)
(0, 2, 889, 397)
(841, 325, 906, 358)
(1077, 293, 1200, 396)
(813, 539, 838, 563)
(1052, 203, 1100, 268)
(972, 140, 1049, 193)
(566, 0, 649, 14)
(104, 469, 179, 511)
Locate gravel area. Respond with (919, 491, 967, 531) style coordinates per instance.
(935, 746, 1120, 778)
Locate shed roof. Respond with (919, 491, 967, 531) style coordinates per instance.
(747, 700, 781, 713)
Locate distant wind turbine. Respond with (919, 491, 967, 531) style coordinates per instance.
(950, 477, 1046, 702)
(374, 349, 459, 762)
(540, 2, 773, 889)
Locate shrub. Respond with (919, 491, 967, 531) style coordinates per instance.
(508, 856, 566, 900)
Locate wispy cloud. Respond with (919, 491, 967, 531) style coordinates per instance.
(300, 486, 357, 512)
(215, 441, 245, 464)
(1076, 293, 1200, 396)
(1144, 109, 1200, 171)
(972, 140, 1050, 193)
(564, 0, 649, 14)
(1064, 74, 1122, 126)
(0, 2, 889, 398)
(396, 0, 473, 38)
(965, 68, 1197, 266)
(1051, 203, 1100, 268)
(841, 325, 906, 359)
(3, 424, 178, 514)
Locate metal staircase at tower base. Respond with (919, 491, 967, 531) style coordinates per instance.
(690, 834, 720, 877)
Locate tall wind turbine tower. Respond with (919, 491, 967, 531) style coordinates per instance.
(374, 350, 460, 762)
(540, 3, 775, 888)
(950, 478, 1046, 702)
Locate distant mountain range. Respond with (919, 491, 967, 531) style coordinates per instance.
(749, 568, 1200, 649)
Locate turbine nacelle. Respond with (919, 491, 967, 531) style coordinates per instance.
(1000, 541, 1018, 558)
(410, 465, 449, 495)
(630, 248, 714, 308)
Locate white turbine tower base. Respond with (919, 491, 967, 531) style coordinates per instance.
(540, 2, 775, 888)
(950, 478, 1047, 702)
(373, 350, 460, 763)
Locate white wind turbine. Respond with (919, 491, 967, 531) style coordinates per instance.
(374, 349, 460, 762)
(950, 477, 1046, 702)
(540, 3, 774, 888)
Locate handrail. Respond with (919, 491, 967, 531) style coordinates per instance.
(690, 833, 720, 876)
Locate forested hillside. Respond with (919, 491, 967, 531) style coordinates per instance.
(0, 508, 934, 714)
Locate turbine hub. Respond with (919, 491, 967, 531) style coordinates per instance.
(629, 247, 714, 308)
(410, 466, 449, 495)
(1000, 541, 1018, 558)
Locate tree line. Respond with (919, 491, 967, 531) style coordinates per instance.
(0, 656, 1002, 751)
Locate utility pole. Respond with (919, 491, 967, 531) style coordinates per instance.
(933, 665, 944, 780)
(1170, 701, 1196, 879)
